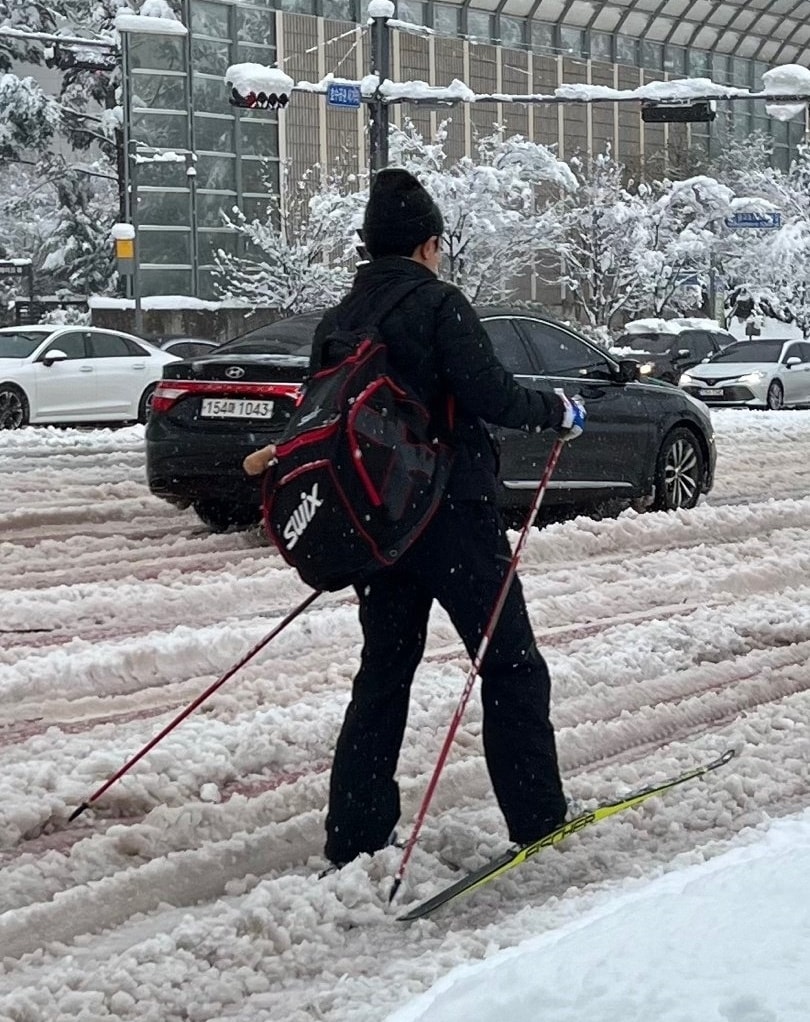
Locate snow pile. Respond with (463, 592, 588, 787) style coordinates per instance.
(387, 811, 810, 1022)
(367, 0, 395, 17)
(88, 295, 250, 310)
(225, 64, 294, 100)
(133, 150, 188, 164)
(554, 77, 750, 104)
(621, 317, 732, 337)
(762, 65, 810, 121)
(110, 223, 135, 241)
(115, 6, 188, 36)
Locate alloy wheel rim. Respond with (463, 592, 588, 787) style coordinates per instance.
(767, 383, 783, 410)
(664, 438, 698, 508)
(0, 390, 23, 429)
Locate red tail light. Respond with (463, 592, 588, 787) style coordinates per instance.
(151, 379, 301, 414)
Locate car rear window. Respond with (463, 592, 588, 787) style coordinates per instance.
(217, 315, 323, 357)
(616, 334, 674, 353)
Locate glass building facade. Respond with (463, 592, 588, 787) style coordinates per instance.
(123, 0, 809, 299)
(123, 0, 280, 297)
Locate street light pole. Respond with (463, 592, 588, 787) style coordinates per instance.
(368, 3, 393, 180)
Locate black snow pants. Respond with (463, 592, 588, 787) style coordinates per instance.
(324, 499, 566, 866)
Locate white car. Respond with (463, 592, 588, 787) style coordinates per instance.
(0, 326, 180, 429)
(679, 338, 810, 410)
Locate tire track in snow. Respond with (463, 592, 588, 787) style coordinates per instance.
(3, 414, 810, 1014)
(2, 657, 807, 961)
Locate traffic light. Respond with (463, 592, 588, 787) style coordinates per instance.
(641, 100, 716, 123)
(229, 87, 290, 110)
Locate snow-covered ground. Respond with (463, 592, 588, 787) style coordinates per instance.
(1, 409, 809, 1021)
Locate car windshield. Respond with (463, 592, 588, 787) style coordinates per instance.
(217, 315, 323, 357)
(0, 331, 49, 358)
(617, 333, 674, 353)
(710, 340, 783, 363)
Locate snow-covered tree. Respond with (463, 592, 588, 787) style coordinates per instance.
(542, 149, 649, 329)
(390, 121, 576, 303)
(710, 144, 810, 336)
(38, 175, 117, 295)
(218, 121, 576, 312)
(0, 72, 59, 159)
(213, 162, 359, 313)
(635, 175, 745, 318)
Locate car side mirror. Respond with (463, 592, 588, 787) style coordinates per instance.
(677, 348, 690, 358)
(785, 355, 801, 367)
(42, 349, 68, 366)
(616, 358, 641, 383)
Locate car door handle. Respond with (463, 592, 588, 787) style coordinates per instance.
(79, 366, 93, 373)
(131, 363, 146, 370)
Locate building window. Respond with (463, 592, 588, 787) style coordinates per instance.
(752, 60, 768, 90)
(732, 57, 752, 88)
(530, 21, 555, 54)
(688, 49, 711, 78)
(191, 0, 230, 40)
(640, 40, 663, 71)
(664, 45, 685, 75)
(432, 4, 459, 37)
(280, 0, 316, 13)
(711, 53, 730, 84)
(614, 35, 636, 66)
(322, 0, 355, 18)
(236, 6, 276, 46)
(467, 11, 494, 42)
(498, 16, 526, 50)
(590, 32, 613, 62)
(397, 0, 426, 25)
(559, 26, 585, 58)
(129, 34, 186, 71)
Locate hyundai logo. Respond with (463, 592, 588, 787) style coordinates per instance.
(225, 366, 245, 379)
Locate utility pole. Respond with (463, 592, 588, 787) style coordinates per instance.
(368, 1, 394, 180)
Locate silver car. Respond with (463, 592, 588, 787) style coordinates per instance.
(679, 338, 810, 410)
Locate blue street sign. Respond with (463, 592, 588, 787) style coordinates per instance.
(724, 211, 782, 230)
(327, 83, 362, 109)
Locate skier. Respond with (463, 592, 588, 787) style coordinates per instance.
(246, 168, 585, 868)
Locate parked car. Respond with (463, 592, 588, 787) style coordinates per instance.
(146, 309, 716, 532)
(679, 338, 810, 409)
(611, 318, 735, 384)
(0, 326, 179, 429)
(159, 337, 222, 359)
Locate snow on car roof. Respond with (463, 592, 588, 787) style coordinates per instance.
(622, 318, 733, 336)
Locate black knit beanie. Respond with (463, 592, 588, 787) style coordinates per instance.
(361, 168, 444, 259)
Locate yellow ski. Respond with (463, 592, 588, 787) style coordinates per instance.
(398, 748, 736, 922)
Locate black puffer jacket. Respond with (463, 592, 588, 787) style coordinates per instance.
(311, 256, 565, 502)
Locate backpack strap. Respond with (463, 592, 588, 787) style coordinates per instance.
(364, 276, 434, 330)
(319, 277, 434, 369)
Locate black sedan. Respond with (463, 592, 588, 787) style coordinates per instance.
(146, 309, 716, 532)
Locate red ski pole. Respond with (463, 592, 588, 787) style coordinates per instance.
(68, 589, 321, 822)
(389, 439, 564, 902)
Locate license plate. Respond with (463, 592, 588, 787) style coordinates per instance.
(200, 398, 275, 419)
(699, 388, 723, 397)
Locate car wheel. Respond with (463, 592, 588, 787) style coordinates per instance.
(0, 384, 29, 430)
(766, 380, 784, 410)
(138, 384, 157, 424)
(192, 500, 261, 533)
(652, 427, 705, 511)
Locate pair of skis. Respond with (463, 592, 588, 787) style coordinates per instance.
(397, 748, 736, 922)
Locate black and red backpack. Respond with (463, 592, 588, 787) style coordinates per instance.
(262, 281, 454, 592)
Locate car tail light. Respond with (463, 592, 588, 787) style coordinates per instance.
(151, 379, 301, 414)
